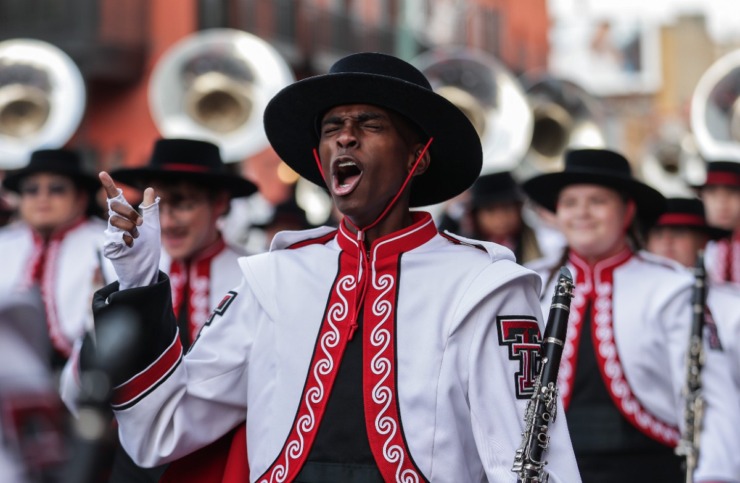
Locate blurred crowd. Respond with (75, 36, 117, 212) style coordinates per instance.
(1, 137, 739, 481)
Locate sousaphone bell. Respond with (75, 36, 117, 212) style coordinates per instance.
(149, 28, 295, 163)
(412, 47, 534, 176)
(691, 48, 740, 162)
(0, 39, 86, 169)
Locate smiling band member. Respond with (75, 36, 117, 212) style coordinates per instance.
(92, 52, 581, 482)
(101, 138, 258, 482)
(523, 149, 740, 483)
(109, 138, 257, 352)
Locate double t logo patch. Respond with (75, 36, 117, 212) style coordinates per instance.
(496, 316, 542, 399)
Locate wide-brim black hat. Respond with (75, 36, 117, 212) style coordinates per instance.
(111, 139, 257, 198)
(111, 138, 257, 198)
(3, 149, 99, 194)
(652, 197, 731, 240)
(522, 148, 666, 224)
(263, 52, 482, 207)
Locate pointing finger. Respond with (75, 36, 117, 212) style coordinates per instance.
(99, 172, 120, 199)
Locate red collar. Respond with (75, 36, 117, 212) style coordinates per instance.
(174, 235, 227, 268)
(336, 211, 437, 259)
(31, 216, 87, 245)
(568, 247, 633, 288)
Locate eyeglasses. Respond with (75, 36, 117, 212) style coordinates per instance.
(19, 182, 74, 197)
(158, 195, 210, 216)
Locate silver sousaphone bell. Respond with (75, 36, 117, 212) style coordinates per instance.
(691, 48, 740, 162)
(412, 47, 534, 176)
(149, 28, 295, 163)
(149, 28, 333, 226)
(520, 74, 606, 177)
(0, 39, 86, 169)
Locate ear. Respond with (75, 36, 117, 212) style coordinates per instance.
(622, 199, 636, 229)
(212, 191, 231, 218)
(408, 145, 431, 177)
(74, 190, 89, 214)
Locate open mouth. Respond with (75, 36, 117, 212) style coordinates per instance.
(332, 158, 364, 196)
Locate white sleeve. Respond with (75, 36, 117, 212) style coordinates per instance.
(662, 283, 740, 482)
(113, 278, 262, 467)
(466, 272, 581, 483)
(59, 338, 82, 416)
(694, 329, 740, 481)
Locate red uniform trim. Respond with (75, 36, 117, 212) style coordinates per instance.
(563, 249, 680, 446)
(257, 213, 437, 481)
(256, 251, 357, 482)
(287, 230, 338, 250)
(110, 334, 183, 409)
(363, 254, 426, 481)
(169, 237, 228, 342)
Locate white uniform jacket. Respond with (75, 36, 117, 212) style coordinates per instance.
(706, 282, 740, 391)
(705, 237, 740, 284)
(104, 212, 581, 483)
(60, 236, 247, 411)
(0, 218, 109, 356)
(527, 248, 740, 482)
(160, 237, 248, 341)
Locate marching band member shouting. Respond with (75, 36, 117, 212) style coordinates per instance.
(524, 149, 740, 483)
(88, 52, 581, 482)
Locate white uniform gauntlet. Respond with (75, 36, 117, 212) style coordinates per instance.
(103, 189, 161, 290)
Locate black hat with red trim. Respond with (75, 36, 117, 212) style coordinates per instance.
(110, 138, 257, 198)
(263, 52, 482, 207)
(695, 160, 740, 190)
(3, 149, 99, 194)
(651, 197, 731, 240)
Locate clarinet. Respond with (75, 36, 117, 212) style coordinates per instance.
(675, 250, 707, 483)
(512, 267, 574, 483)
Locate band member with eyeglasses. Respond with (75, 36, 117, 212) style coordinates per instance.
(85, 52, 581, 482)
(108, 138, 258, 353)
(61, 138, 258, 483)
(523, 150, 740, 483)
(0, 149, 108, 368)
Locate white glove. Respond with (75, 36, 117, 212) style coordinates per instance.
(103, 188, 161, 290)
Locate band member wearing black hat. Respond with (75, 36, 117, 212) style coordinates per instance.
(462, 170, 543, 264)
(249, 194, 314, 252)
(0, 148, 109, 367)
(647, 197, 731, 268)
(523, 149, 740, 483)
(110, 138, 257, 351)
(695, 160, 740, 284)
(646, 197, 740, 396)
(91, 52, 580, 482)
(61, 138, 258, 482)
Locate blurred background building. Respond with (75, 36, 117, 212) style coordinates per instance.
(1, 0, 740, 194)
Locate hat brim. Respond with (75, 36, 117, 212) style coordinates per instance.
(651, 222, 731, 241)
(3, 166, 100, 194)
(522, 172, 666, 224)
(264, 72, 482, 207)
(110, 168, 257, 198)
